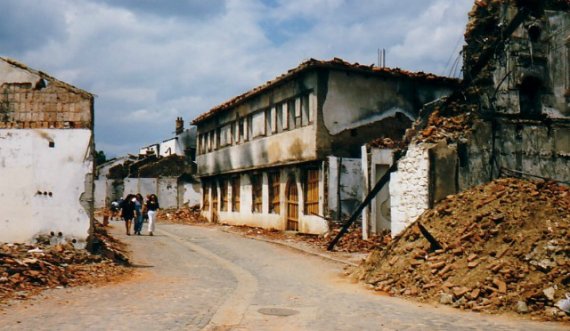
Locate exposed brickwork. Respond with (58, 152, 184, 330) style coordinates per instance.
(0, 82, 93, 129)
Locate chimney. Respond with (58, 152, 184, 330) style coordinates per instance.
(175, 117, 184, 135)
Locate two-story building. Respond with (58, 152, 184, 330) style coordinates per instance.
(193, 58, 458, 234)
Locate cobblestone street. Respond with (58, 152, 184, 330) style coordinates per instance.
(1, 223, 567, 331)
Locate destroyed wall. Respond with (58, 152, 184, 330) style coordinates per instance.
(327, 156, 363, 220)
(388, 1, 569, 237)
(389, 144, 430, 236)
(0, 58, 94, 243)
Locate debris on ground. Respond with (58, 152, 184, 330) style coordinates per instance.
(0, 221, 131, 305)
(351, 178, 570, 321)
(157, 205, 210, 225)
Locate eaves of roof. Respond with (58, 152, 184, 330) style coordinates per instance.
(192, 57, 461, 125)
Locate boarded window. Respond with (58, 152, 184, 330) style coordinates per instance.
(234, 121, 240, 144)
(304, 169, 319, 216)
(251, 111, 266, 138)
(220, 179, 228, 211)
(239, 118, 245, 142)
(202, 182, 210, 211)
(269, 171, 280, 214)
(251, 175, 262, 213)
(231, 177, 240, 212)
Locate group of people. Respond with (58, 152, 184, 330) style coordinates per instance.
(114, 194, 160, 236)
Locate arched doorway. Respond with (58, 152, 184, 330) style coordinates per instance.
(286, 178, 299, 231)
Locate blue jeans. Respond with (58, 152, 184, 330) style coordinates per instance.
(134, 214, 143, 233)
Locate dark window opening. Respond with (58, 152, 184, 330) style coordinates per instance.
(519, 76, 542, 118)
(528, 25, 541, 43)
(49, 141, 55, 148)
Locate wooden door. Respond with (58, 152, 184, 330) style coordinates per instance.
(286, 179, 299, 231)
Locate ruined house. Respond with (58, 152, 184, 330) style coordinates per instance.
(0, 57, 95, 244)
(193, 58, 458, 234)
(383, 0, 570, 237)
(95, 118, 200, 209)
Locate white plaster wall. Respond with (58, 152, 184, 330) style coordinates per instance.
(123, 178, 139, 196)
(182, 182, 201, 207)
(389, 143, 430, 237)
(0, 129, 92, 243)
(94, 179, 107, 208)
(0, 60, 40, 85)
(158, 177, 178, 209)
(160, 139, 183, 157)
(139, 178, 158, 199)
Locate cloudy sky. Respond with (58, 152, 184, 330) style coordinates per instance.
(1, 0, 473, 157)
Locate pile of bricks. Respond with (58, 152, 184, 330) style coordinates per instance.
(0, 222, 130, 304)
(353, 178, 570, 321)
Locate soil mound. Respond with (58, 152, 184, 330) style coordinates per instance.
(352, 178, 569, 321)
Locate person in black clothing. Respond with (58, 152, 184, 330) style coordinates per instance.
(146, 194, 159, 236)
(121, 194, 136, 235)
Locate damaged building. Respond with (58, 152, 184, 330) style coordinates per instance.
(379, 0, 570, 237)
(94, 117, 200, 209)
(193, 58, 458, 234)
(0, 57, 95, 244)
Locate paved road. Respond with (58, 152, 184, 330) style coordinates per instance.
(0, 223, 566, 331)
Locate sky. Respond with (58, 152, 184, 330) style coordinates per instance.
(1, 0, 474, 157)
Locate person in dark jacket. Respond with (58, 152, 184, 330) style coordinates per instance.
(121, 194, 135, 235)
(146, 194, 159, 236)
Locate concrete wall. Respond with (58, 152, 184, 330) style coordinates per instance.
(94, 177, 200, 209)
(197, 125, 318, 176)
(0, 129, 93, 243)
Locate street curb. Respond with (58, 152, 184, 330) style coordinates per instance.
(219, 227, 360, 267)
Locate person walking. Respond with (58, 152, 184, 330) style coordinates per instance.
(121, 194, 135, 235)
(146, 194, 159, 236)
(133, 194, 144, 235)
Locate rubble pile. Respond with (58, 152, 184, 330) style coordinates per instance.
(0, 222, 130, 304)
(157, 205, 208, 225)
(352, 178, 570, 321)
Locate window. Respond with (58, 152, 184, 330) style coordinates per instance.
(251, 111, 266, 138)
(234, 120, 240, 144)
(282, 102, 289, 130)
(287, 99, 296, 129)
(294, 98, 302, 128)
(202, 182, 210, 211)
(301, 94, 311, 126)
(220, 124, 233, 147)
(269, 172, 280, 214)
(209, 131, 215, 152)
(231, 177, 240, 212)
(239, 118, 246, 142)
(220, 179, 228, 211)
(251, 174, 262, 213)
(304, 169, 319, 216)
(276, 103, 284, 132)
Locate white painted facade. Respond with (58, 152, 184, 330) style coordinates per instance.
(0, 129, 93, 243)
(389, 143, 430, 237)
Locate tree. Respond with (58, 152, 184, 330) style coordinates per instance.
(95, 150, 107, 166)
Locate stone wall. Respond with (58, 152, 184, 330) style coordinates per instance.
(389, 144, 430, 236)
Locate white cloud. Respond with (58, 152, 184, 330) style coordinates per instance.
(1, 0, 475, 157)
